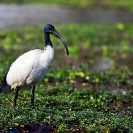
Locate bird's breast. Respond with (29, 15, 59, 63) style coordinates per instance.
(26, 46, 54, 85)
(40, 46, 54, 68)
(27, 67, 47, 84)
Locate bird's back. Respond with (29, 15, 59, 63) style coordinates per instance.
(6, 49, 43, 89)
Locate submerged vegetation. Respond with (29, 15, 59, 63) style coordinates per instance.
(0, 24, 133, 132)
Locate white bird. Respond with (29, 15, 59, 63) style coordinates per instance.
(0, 24, 69, 107)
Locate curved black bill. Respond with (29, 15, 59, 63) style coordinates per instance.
(52, 29, 69, 55)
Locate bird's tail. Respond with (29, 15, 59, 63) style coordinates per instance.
(0, 74, 7, 93)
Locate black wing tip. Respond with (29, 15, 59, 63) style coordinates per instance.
(0, 74, 8, 93)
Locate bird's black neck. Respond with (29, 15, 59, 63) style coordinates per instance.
(44, 32, 53, 47)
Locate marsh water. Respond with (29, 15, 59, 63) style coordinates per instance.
(0, 4, 133, 29)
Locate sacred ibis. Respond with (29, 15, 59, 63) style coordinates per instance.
(0, 24, 69, 107)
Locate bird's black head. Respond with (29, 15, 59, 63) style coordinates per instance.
(44, 24, 69, 55)
(44, 24, 55, 34)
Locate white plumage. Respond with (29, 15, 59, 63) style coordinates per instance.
(0, 24, 69, 107)
(7, 46, 54, 89)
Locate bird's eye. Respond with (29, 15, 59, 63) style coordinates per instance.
(49, 27, 54, 31)
(46, 26, 53, 32)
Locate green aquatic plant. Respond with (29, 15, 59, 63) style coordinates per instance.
(0, 24, 133, 132)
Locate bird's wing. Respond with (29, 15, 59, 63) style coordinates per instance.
(6, 49, 42, 88)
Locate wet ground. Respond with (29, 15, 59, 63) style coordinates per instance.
(1, 4, 133, 29)
(1, 125, 55, 133)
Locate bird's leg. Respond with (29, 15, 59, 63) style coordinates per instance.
(13, 87, 19, 107)
(31, 85, 35, 107)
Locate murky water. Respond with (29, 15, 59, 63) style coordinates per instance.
(0, 4, 133, 29)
